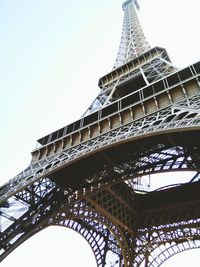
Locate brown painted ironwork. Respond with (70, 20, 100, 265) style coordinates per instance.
(1, 1, 200, 266)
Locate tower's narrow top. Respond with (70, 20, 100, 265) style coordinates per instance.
(122, 0, 139, 10)
(114, 0, 150, 69)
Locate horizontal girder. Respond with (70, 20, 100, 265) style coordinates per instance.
(1, 0, 200, 266)
(1, 83, 200, 204)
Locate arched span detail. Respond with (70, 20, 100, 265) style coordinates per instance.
(133, 205, 200, 266)
(51, 220, 107, 267)
(0, 198, 131, 267)
(49, 202, 134, 267)
(2, 93, 200, 204)
(76, 134, 200, 194)
(0, 219, 105, 267)
(149, 240, 200, 266)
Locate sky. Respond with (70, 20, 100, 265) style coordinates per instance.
(0, 0, 200, 266)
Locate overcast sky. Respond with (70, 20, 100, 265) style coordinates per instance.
(1, 0, 200, 266)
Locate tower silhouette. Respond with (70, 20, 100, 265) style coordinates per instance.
(1, 0, 200, 266)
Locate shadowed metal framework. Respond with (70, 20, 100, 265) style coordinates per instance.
(1, 0, 200, 266)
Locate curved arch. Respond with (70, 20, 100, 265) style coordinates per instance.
(135, 219, 200, 267)
(51, 205, 133, 266)
(2, 114, 200, 205)
(53, 219, 108, 267)
(185, 112, 198, 119)
(1, 130, 200, 264)
(1, 226, 98, 267)
(0, 205, 129, 267)
(81, 133, 200, 194)
(149, 240, 200, 266)
(163, 114, 176, 123)
(1, 95, 200, 265)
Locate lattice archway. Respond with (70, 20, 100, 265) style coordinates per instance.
(149, 241, 200, 267)
(133, 217, 200, 266)
(52, 219, 110, 267)
(48, 205, 134, 267)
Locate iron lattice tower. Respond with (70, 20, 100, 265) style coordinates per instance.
(1, 0, 200, 266)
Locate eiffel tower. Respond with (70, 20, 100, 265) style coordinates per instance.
(1, 0, 200, 266)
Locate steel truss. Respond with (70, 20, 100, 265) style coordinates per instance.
(1, 91, 200, 203)
(114, 0, 150, 69)
(1, 125, 200, 265)
(84, 47, 176, 115)
(1, 0, 200, 266)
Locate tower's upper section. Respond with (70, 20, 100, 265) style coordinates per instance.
(36, 0, 176, 146)
(114, 0, 150, 69)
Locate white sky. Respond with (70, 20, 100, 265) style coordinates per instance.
(0, 0, 200, 266)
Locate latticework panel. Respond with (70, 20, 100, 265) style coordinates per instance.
(133, 181, 200, 266)
(114, 0, 150, 69)
(1, 0, 200, 265)
(51, 213, 127, 266)
(2, 89, 200, 205)
(85, 50, 176, 114)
